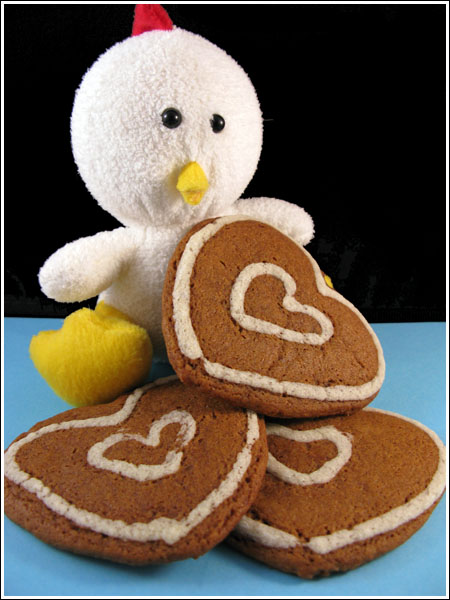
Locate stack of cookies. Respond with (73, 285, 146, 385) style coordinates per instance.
(5, 217, 445, 578)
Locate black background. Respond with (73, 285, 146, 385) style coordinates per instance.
(4, 3, 447, 322)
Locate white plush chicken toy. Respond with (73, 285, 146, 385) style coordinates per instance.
(31, 4, 314, 406)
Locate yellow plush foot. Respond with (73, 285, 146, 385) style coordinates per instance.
(323, 274, 334, 289)
(29, 303, 153, 407)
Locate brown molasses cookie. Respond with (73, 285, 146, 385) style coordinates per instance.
(4, 377, 267, 565)
(228, 408, 446, 578)
(162, 216, 385, 418)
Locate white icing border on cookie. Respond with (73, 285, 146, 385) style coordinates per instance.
(171, 215, 385, 401)
(230, 262, 334, 345)
(266, 424, 352, 485)
(233, 408, 446, 554)
(5, 376, 260, 545)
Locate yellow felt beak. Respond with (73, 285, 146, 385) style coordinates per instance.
(176, 161, 209, 206)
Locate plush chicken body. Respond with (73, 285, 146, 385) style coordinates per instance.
(32, 5, 314, 406)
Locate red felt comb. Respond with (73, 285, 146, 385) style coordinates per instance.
(132, 4, 173, 36)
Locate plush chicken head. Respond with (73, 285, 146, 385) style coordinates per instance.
(71, 4, 263, 228)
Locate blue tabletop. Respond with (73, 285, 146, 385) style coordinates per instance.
(3, 318, 447, 597)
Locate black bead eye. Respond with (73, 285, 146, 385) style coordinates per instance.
(161, 108, 182, 129)
(210, 114, 225, 133)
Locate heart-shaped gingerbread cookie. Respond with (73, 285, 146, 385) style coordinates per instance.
(228, 408, 446, 578)
(4, 377, 267, 565)
(162, 217, 385, 418)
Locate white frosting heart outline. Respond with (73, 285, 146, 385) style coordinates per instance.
(230, 262, 334, 345)
(171, 215, 386, 402)
(87, 409, 196, 481)
(5, 377, 260, 545)
(266, 424, 352, 486)
(234, 408, 446, 554)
